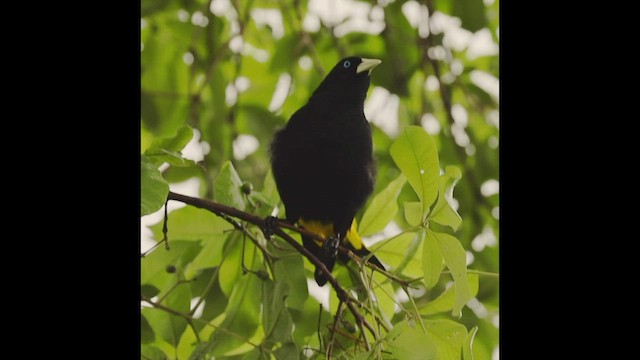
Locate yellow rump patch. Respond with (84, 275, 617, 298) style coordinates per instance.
(298, 218, 363, 250)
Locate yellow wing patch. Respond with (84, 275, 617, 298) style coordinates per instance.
(298, 218, 363, 250)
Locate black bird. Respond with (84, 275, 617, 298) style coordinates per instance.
(270, 56, 385, 286)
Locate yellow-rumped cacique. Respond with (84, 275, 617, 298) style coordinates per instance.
(269, 56, 385, 286)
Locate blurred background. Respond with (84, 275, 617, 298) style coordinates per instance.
(142, 0, 498, 357)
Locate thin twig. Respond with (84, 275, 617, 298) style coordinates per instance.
(142, 296, 265, 350)
(327, 300, 345, 359)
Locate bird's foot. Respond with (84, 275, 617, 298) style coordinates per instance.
(262, 216, 279, 239)
(323, 236, 340, 260)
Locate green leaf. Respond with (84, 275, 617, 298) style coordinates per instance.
(359, 174, 406, 237)
(141, 241, 202, 291)
(183, 233, 228, 280)
(177, 319, 199, 359)
(218, 233, 250, 297)
(141, 155, 169, 216)
(142, 283, 191, 349)
(423, 229, 443, 289)
(404, 201, 423, 226)
(463, 326, 479, 360)
(141, 125, 154, 153)
(144, 148, 198, 167)
(208, 261, 262, 357)
(147, 125, 194, 153)
(273, 251, 308, 311)
(141, 314, 155, 344)
(149, 206, 233, 243)
(190, 270, 228, 327)
(214, 161, 246, 211)
(372, 271, 396, 322)
(273, 342, 299, 360)
(144, 125, 197, 167)
(247, 190, 277, 217)
(261, 168, 281, 207)
(369, 232, 422, 278)
(141, 344, 167, 360)
(386, 320, 437, 360)
(240, 348, 262, 360)
(164, 282, 191, 347)
(421, 273, 479, 316)
(262, 279, 294, 344)
(429, 230, 471, 317)
(390, 126, 440, 217)
(424, 319, 468, 360)
(430, 166, 463, 231)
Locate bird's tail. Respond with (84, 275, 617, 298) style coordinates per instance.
(341, 220, 385, 270)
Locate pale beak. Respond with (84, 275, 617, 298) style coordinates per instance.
(356, 58, 382, 74)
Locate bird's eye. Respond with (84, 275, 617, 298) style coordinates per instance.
(343, 60, 351, 68)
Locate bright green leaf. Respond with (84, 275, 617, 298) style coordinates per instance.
(261, 168, 281, 207)
(390, 126, 440, 217)
(430, 166, 463, 231)
(144, 125, 196, 167)
(372, 271, 396, 322)
(386, 320, 437, 360)
(421, 273, 479, 316)
(177, 321, 199, 359)
(214, 161, 246, 211)
(463, 326, 479, 360)
(184, 233, 228, 280)
(141, 155, 169, 216)
(370, 232, 422, 278)
(149, 206, 233, 243)
(218, 233, 250, 297)
(424, 319, 468, 360)
(359, 174, 406, 237)
(429, 230, 472, 317)
(141, 125, 154, 154)
(423, 229, 443, 289)
(404, 201, 423, 226)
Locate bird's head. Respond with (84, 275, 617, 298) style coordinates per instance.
(311, 56, 382, 105)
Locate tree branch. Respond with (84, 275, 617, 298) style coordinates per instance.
(166, 191, 379, 344)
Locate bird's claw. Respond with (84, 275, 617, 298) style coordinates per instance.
(262, 215, 279, 238)
(323, 236, 340, 260)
